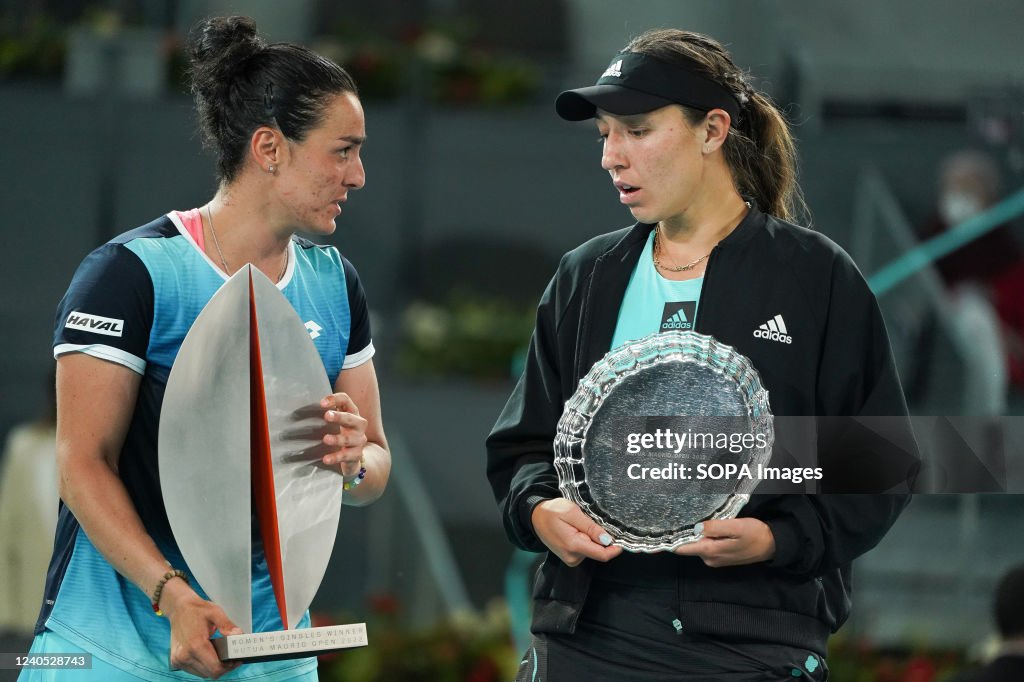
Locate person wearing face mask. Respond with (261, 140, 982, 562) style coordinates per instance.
(928, 150, 1018, 285)
(487, 29, 917, 682)
(24, 16, 390, 681)
(908, 150, 1024, 413)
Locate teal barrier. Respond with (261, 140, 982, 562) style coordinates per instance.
(504, 549, 538, 653)
(868, 187, 1024, 296)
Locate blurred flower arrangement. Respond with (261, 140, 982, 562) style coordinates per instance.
(0, 11, 542, 105)
(318, 597, 519, 682)
(0, 13, 65, 80)
(312, 21, 542, 105)
(0, 8, 181, 86)
(826, 634, 971, 682)
(396, 294, 535, 381)
(315, 601, 985, 681)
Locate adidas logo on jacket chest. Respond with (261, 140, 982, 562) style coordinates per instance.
(753, 314, 792, 344)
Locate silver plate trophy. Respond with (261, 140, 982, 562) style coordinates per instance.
(159, 266, 368, 663)
(554, 331, 773, 552)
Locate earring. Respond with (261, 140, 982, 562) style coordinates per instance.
(267, 164, 276, 174)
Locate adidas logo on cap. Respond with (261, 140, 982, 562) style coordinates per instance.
(753, 314, 792, 344)
(601, 59, 623, 78)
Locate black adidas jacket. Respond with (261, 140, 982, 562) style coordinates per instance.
(486, 205, 917, 656)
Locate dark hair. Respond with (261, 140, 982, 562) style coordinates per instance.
(995, 563, 1024, 638)
(187, 16, 358, 183)
(625, 29, 808, 224)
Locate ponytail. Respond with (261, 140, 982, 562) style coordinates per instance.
(726, 91, 807, 223)
(626, 29, 809, 224)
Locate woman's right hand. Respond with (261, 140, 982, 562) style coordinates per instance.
(530, 498, 623, 567)
(161, 578, 243, 679)
(57, 355, 247, 679)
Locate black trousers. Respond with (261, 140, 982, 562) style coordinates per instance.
(515, 581, 828, 682)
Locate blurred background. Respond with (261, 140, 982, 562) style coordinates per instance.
(1, 1, 1023, 680)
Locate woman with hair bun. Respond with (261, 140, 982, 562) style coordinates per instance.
(488, 29, 916, 680)
(24, 16, 389, 681)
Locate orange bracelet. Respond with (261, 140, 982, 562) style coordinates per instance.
(151, 569, 188, 616)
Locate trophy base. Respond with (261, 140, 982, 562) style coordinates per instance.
(212, 623, 368, 663)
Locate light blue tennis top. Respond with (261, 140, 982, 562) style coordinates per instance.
(611, 230, 705, 349)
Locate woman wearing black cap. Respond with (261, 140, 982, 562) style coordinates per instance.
(487, 29, 916, 681)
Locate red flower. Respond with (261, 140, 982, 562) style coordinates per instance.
(368, 592, 400, 615)
(466, 656, 500, 682)
(903, 656, 937, 682)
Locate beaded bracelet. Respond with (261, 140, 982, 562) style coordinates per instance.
(151, 569, 188, 616)
(343, 458, 366, 491)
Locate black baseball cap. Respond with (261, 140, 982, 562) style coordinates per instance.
(555, 51, 741, 122)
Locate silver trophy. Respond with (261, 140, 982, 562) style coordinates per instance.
(158, 266, 367, 662)
(554, 331, 773, 552)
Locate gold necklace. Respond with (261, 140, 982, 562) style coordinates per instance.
(653, 201, 751, 272)
(205, 204, 288, 282)
(653, 227, 710, 272)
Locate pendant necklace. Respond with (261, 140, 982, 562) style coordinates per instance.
(206, 204, 288, 282)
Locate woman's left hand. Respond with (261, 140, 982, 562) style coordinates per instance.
(320, 392, 367, 478)
(671, 518, 776, 567)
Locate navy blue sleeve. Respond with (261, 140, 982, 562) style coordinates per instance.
(341, 256, 373, 368)
(53, 242, 154, 374)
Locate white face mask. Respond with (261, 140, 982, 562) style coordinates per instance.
(939, 191, 984, 226)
